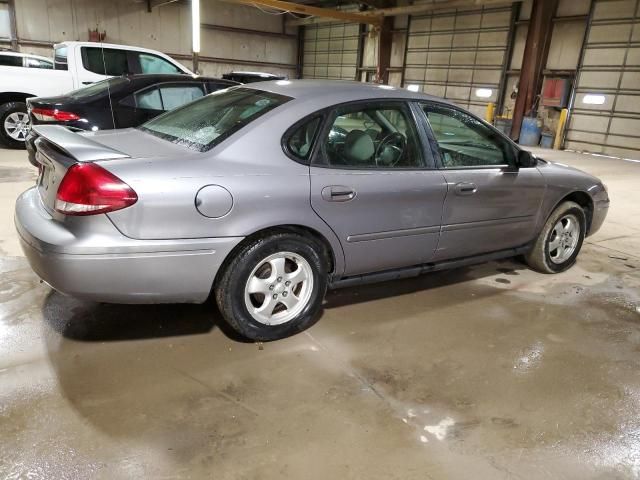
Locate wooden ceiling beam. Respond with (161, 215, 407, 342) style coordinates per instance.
(217, 0, 383, 26)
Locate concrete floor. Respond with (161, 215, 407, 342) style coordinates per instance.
(1, 146, 639, 479)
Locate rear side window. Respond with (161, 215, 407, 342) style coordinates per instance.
(159, 84, 204, 110)
(26, 57, 53, 69)
(132, 84, 204, 111)
(138, 53, 181, 74)
(83, 47, 130, 76)
(285, 117, 322, 162)
(140, 87, 291, 152)
(0, 54, 22, 67)
(54, 46, 68, 70)
(68, 77, 129, 99)
(136, 87, 163, 110)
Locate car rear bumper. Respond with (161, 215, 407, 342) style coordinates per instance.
(15, 187, 243, 304)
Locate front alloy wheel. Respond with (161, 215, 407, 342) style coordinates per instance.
(525, 200, 586, 273)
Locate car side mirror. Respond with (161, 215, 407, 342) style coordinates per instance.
(517, 149, 537, 168)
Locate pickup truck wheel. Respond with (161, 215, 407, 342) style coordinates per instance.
(215, 233, 328, 341)
(0, 102, 29, 149)
(525, 201, 586, 273)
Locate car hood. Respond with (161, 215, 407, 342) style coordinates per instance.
(79, 128, 194, 159)
(535, 156, 604, 192)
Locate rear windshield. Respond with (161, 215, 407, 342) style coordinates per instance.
(68, 77, 130, 99)
(139, 87, 291, 152)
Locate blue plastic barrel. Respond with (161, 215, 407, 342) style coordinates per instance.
(519, 117, 542, 146)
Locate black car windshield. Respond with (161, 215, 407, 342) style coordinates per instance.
(139, 87, 291, 152)
(68, 77, 130, 99)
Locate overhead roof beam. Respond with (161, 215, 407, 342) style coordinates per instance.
(286, 0, 514, 26)
(218, 0, 383, 26)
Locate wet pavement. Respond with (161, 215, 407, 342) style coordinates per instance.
(1, 147, 639, 479)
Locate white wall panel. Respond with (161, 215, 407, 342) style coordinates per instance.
(566, 0, 640, 159)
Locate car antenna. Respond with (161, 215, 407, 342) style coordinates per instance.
(100, 40, 117, 130)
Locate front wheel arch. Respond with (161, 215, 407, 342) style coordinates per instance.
(548, 191, 594, 235)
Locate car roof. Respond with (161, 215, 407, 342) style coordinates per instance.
(242, 79, 452, 105)
(125, 73, 239, 85)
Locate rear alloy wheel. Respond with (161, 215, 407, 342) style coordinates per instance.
(0, 102, 29, 149)
(215, 233, 328, 341)
(525, 201, 586, 273)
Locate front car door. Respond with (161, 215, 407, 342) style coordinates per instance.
(309, 101, 448, 276)
(419, 102, 546, 261)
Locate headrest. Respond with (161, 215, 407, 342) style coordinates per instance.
(344, 129, 375, 164)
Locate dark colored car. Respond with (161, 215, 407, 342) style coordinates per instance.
(26, 74, 238, 133)
(222, 71, 287, 83)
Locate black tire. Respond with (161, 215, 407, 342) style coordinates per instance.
(0, 101, 29, 149)
(215, 232, 329, 341)
(525, 201, 586, 273)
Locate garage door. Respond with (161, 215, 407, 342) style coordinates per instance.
(404, 6, 513, 117)
(302, 22, 360, 80)
(565, 0, 640, 159)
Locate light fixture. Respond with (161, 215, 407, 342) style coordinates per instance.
(475, 88, 493, 98)
(406, 84, 420, 92)
(192, 0, 200, 54)
(583, 94, 606, 105)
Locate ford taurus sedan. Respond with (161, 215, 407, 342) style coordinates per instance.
(15, 80, 610, 341)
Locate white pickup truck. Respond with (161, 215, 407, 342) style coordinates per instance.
(0, 41, 192, 148)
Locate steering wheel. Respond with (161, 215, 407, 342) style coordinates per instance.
(374, 132, 406, 167)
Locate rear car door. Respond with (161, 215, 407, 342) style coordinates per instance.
(420, 102, 546, 261)
(309, 101, 448, 276)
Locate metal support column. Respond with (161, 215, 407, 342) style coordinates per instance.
(510, 0, 558, 140)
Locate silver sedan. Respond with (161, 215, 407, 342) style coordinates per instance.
(15, 80, 610, 340)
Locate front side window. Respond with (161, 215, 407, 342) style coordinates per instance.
(322, 103, 423, 168)
(83, 47, 130, 76)
(140, 87, 291, 152)
(422, 104, 514, 168)
(138, 53, 181, 74)
(26, 57, 53, 69)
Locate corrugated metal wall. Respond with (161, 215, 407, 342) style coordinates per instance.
(403, 5, 513, 117)
(301, 21, 360, 80)
(566, 0, 640, 158)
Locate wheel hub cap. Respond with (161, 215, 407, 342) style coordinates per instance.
(4, 111, 30, 141)
(244, 252, 314, 326)
(548, 214, 580, 264)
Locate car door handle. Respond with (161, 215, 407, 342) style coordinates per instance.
(321, 186, 356, 202)
(454, 182, 477, 196)
(82, 81, 94, 85)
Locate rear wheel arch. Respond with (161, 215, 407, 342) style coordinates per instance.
(214, 224, 337, 291)
(0, 92, 36, 106)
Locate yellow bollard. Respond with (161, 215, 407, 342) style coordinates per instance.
(554, 108, 568, 150)
(485, 103, 495, 124)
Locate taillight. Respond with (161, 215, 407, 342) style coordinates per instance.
(31, 107, 80, 122)
(55, 163, 137, 216)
